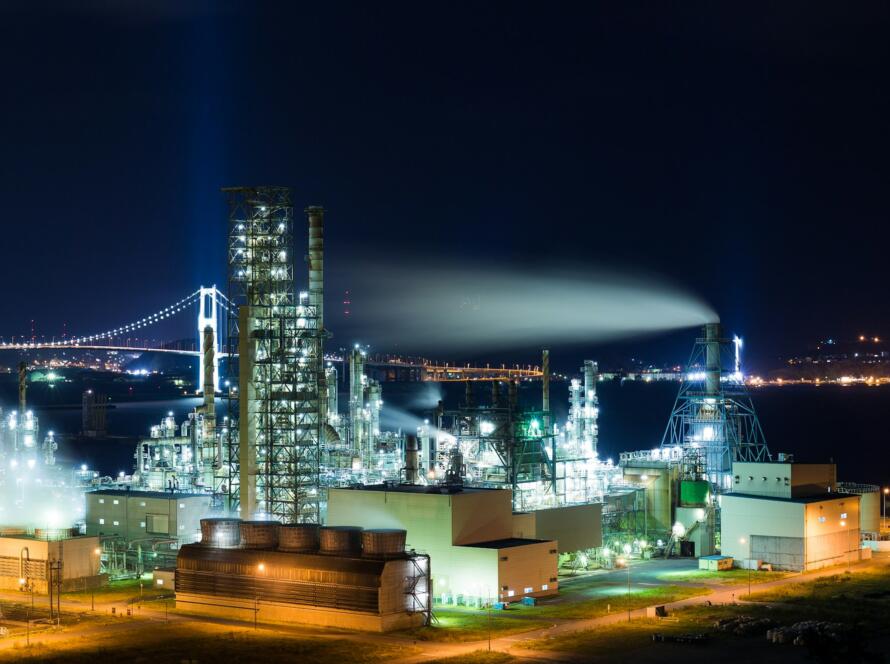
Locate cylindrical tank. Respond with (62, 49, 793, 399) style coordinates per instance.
(240, 520, 280, 549)
(278, 524, 320, 552)
(362, 529, 406, 557)
(318, 526, 363, 554)
(201, 518, 242, 548)
(34, 527, 78, 540)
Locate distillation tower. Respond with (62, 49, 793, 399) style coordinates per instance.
(225, 188, 325, 523)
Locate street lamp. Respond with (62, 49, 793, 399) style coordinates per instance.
(620, 545, 632, 622)
(255, 562, 266, 630)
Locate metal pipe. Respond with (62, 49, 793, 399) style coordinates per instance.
(349, 348, 365, 454)
(582, 360, 598, 454)
(201, 325, 216, 472)
(18, 362, 26, 414)
(542, 349, 550, 434)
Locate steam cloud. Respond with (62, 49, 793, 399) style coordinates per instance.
(343, 260, 716, 351)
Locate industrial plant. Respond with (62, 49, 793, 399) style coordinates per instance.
(0, 185, 884, 632)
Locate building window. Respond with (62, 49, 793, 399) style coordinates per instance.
(156, 579, 164, 586)
(98, 499, 105, 504)
(841, 512, 847, 519)
(113, 499, 119, 505)
(524, 587, 533, 594)
(542, 584, 548, 591)
(548, 549, 557, 554)
(818, 516, 826, 523)
(98, 518, 105, 525)
(499, 556, 508, 561)
(507, 590, 515, 597)
(113, 521, 119, 526)
(146, 513, 170, 535)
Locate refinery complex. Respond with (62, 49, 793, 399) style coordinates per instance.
(0, 186, 886, 631)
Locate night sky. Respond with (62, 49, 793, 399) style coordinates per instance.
(2, 2, 888, 370)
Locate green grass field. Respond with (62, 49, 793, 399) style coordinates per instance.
(61, 578, 173, 605)
(654, 568, 790, 586)
(533, 584, 710, 620)
(408, 605, 550, 642)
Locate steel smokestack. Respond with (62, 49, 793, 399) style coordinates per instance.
(704, 323, 721, 396)
(404, 434, 419, 484)
(18, 362, 26, 414)
(542, 349, 550, 434)
(306, 206, 325, 331)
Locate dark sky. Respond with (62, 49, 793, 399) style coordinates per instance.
(1, 2, 888, 370)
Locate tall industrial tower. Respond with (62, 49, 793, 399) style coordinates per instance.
(660, 323, 770, 492)
(224, 187, 324, 523)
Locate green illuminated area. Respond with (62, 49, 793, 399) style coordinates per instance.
(410, 605, 550, 642)
(533, 584, 708, 620)
(654, 568, 790, 586)
(61, 577, 173, 604)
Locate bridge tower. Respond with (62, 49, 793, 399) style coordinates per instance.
(197, 285, 220, 394)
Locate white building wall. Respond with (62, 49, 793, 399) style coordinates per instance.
(720, 494, 804, 563)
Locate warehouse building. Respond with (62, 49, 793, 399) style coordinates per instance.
(512, 503, 601, 553)
(0, 529, 104, 592)
(175, 520, 429, 632)
(327, 485, 558, 603)
(85, 489, 212, 574)
(721, 462, 862, 570)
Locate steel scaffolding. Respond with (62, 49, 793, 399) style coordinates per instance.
(661, 323, 771, 493)
(225, 186, 322, 523)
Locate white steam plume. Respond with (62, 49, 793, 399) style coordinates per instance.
(343, 260, 716, 350)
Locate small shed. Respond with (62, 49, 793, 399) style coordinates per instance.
(699, 554, 733, 571)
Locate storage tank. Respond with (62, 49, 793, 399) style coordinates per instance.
(34, 527, 79, 540)
(240, 521, 280, 549)
(319, 526, 363, 554)
(201, 518, 242, 548)
(362, 529, 406, 557)
(278, 524, 320, 552)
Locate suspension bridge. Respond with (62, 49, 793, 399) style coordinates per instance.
(0, 286, 543, 383)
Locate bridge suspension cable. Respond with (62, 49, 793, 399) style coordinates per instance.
(61, 289, 204, 345)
